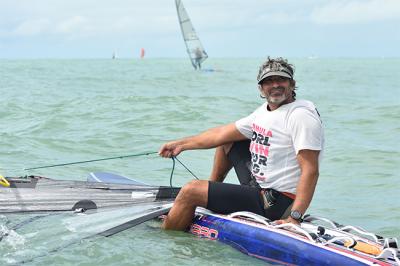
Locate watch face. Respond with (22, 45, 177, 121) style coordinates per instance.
(291, 210, 302, 220)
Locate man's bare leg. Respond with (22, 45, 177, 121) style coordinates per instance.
(163, 144, 233, 231)
(162, 180, 208, 231)
(209, 144, 233, 182)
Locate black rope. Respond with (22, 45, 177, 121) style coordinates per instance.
(173, 156, 199, 180)
(168, 156, 199, 187)
(24, 151, 158, 171)
(22, 149, 199, 188)
(169, 157, 176, 187)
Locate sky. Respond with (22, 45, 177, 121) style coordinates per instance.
(0, 0, 399, 58)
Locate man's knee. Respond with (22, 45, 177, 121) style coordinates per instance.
(221, 143, 233, 155)
(180, 180, 207, 196)
(177, 180, 208, 205)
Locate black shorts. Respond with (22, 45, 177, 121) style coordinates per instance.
(207, 181, 293, 220)
(207, 181, 265, 216)
(207, 140, 294, 221)
(227, 140, 255, 186)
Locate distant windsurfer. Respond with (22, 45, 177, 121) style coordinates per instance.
(140, 48, 145, 59)
(176, 0, 208, 70)
(194, 47, 205, 70)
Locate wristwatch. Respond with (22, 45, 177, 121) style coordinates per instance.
(290, 210, 303, 222)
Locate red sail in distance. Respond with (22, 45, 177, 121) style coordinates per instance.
(140, 48, 145, 59)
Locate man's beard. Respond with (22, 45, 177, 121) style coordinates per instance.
(267, 86, 288, 105)
(267, 94, 287, 104)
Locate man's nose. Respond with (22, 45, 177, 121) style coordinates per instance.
(271, 81, 280, 88)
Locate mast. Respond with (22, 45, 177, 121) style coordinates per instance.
(175, 0, 208, 70)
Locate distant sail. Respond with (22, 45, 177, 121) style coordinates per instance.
(112, 51, 116, 59)
(175, 0, 208, 70)
(140, 48, 145, 59)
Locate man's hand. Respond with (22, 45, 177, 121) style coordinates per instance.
(274, 216, 301, 226)
(158, 141, 183, 158)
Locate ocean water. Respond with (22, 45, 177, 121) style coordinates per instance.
(0, 58, 399, 265)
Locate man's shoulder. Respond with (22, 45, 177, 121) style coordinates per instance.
(290, 99, 316, 109)
(286, 100, 322, 124)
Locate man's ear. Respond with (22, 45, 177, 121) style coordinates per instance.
(258, 85, 266, 99)
(290, 79, 296, 89)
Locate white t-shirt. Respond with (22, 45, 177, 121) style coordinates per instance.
(235, 99, 324, 194)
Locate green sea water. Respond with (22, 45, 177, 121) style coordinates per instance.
(0, 58, 399, 265)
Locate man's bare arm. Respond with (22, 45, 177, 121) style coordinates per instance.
(159, 123, 247, 158)
(281, 149, 320, 224)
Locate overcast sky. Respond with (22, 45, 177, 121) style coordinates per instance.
(0, 0, 399, 58)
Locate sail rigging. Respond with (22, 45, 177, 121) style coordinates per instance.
(175, 0, 208, 70)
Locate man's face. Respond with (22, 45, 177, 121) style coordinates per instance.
(260, 76, 292, 105)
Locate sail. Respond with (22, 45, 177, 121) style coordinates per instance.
(140, 48, 145, 59)
(175, 0, 208, 69)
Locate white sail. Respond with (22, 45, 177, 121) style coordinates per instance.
(175, 0, 208, 70)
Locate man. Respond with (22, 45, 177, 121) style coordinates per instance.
(159, 57, 324, 231)
(193, 47, 205, 70)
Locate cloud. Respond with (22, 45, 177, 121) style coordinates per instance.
(254, 12, 303, 25)
(1, 0, 399, 57)
(1, 0, 305, 39)
(10, 16, 93, 38)
(0, 1, 171, 38)
(311, 0, 400, 24)
(56, 16, 88, 34)
(13, 18, 50, 36)
(107, 15, 177, 35)
(7, 14, 177, 40)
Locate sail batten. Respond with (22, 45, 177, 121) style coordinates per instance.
(175, 0, 208, 70)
